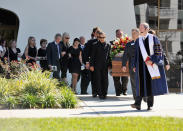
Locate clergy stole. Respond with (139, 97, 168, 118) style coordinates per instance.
(139, 34, 161, 80)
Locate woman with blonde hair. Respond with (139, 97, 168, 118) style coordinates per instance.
(24, 36, 37, 64)
(60, 32, 70, 83)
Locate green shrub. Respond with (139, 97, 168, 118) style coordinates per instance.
(60, 86, 78, 108)
(1, 96, 18, 109)
(0, 69, 78, 109)
(40, 93, 60, 108)
(20, 94, 40, 109)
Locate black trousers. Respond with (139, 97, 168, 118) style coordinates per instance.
(61, 65, 68, 79)
(94, 68, 108, 97)
(53, 61, 61, 80)
(91, 71, 97, 95)
(113, 76, 128, 95)
(60, 59, 69, 79)
(53, 70, 61, 80)
(129, 69, 136, 99)
(80, 69, 91, 94)
(135, 96, 154, 107)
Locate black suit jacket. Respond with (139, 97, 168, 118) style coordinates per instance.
(122, 40, 136, 69)
(90, 41, 111, 70)
(46, 41, 62, 66)
(60, 41, 70, 64)
(84, 39, 98, 63)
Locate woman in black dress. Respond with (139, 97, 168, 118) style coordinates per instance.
(24, 36, 37, 65)
(60, 32, 70, 83)
(68, 38, 82, 93)
(37, 39, 48, 71)
(4, 40, 21, 62)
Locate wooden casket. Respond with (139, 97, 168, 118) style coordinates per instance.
(111, 57, 130, 77)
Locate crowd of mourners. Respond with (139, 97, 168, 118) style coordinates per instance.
(0, 22, 170, 110)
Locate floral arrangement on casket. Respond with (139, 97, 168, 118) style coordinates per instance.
(110, 35, 131, 77)
(110, 35, 131, 58)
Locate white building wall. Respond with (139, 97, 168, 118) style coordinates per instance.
(0, 0, 136, 50)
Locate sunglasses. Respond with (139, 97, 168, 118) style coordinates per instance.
(99, 37, 106, 39)
(65, 37, 70, 39)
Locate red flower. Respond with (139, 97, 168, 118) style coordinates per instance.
(32, 65, 35, 69)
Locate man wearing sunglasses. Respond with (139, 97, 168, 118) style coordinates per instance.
(90, 32, 111, 99)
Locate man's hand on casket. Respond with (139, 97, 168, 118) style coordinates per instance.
(108, 66, 112, 70)
(122, 66, 127, 72)
(86, 62, 90, 69)
(90, 66, 94, 72)
(133, 68, 136, 72)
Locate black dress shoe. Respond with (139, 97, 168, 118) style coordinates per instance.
(143, 97, 147, 102)
(123, 92, 127, 96)
(116, 93, 120, 96)
(99, 96, 106, 100)
(147, 106, 152, 110)
(92, 94, 97, 98)
(131, 104, 141, 110)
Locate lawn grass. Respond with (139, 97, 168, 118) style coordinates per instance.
(0, 117, 183, 131)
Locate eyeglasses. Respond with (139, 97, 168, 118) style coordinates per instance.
(99, 37, 106, 39)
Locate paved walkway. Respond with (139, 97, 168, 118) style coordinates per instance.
(0, 94, 183, 118)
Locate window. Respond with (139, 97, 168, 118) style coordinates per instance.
(181, 42, 183, 50)
(178, 19, 183, 29)
(178, 0, 183, 10)
(160, 0, 170, 8)
(160, 19, 170, 29)
(149, 18, 158, 29)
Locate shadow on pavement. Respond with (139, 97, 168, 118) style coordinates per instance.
(78, 95, 134, 102)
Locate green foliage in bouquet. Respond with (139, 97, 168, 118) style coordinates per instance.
(110, 36, 131, 58)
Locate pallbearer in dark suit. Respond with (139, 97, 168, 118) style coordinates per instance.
(47, 33, 62, 80)
(84, 27, 101, 97)
(122, 29, 140, 100)
(90, 32, 111, 99)
(132, 23, 168, 110)
(110, 29, 129, 96)
(79, 36, 91, 94)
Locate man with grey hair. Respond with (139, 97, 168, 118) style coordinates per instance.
(47, 33, 62, 80)
(122, 28, 140, 100)
(110, 29, 129, 96)
(131, 23, 168, 110)
(79, 36, 91, 94)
